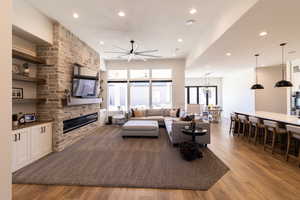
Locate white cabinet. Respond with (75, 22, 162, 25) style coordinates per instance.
(12, 123, 52, 173)
(12, 128, 31, 172)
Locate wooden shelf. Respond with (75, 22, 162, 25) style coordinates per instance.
(12, 74, 46, 84)
(12, 98, 46, 104)
(12, 49, 47, 65)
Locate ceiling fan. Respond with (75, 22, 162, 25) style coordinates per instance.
(105, 40, 161, 62)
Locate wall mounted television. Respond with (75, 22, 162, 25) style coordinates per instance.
(72, 78, 98, 98)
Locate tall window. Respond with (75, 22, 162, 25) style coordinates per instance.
(152, 81, 172, 108)
(108, 70, 127, 80)
(108, 82, 128, 111)
(152, 69, 172, 79)
(107, 68, 173, 111)
(130, 81, 150, 109)
(129, 69, 150, 79)
(186, 86, 218, 106)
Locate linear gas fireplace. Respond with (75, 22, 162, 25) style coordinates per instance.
(63, 113, 98, 134)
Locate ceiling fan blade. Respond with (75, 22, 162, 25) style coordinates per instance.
(128, 54, 134, 62)
(133, 44, 138, 53)
(110, 54, 130, 59)
(136, 53, 162, 58)
(136, 55, 147, 61)
(104, 51, 129, 54)
(136, 49, 158, 54)
(112, 45, 128, 51)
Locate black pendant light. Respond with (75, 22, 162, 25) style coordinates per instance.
(275, 43, 293, 87)
(251, 54, 264, 90)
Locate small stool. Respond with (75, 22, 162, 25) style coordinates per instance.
(263, 120, 287, 154)
(248, 117, 264, 145)
(286, 125, 300, 167)
(229, 113, 237, 135)
(237, 115, 249, 137)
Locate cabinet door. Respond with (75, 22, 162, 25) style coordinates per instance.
(30, 125, 43, 162)
(12, 133, 18, 172)
(44, 123, 52, 154)
(13, 129, 30, 171)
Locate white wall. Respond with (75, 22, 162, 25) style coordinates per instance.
(0, 0, 12, 199)
(222, 68, 255, 118)
(255, 65, 288, 114)
(185, 77, 223, 107)
(106, 59, 185, 108)
(13, 0, 53, 44)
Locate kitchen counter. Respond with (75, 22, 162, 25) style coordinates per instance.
(235, 111, 300, 126)
(12, 120, 53, 131)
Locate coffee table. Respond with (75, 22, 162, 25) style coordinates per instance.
(181, 128, 207, 142)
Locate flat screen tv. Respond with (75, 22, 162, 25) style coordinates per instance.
(72, 78, 98, 98)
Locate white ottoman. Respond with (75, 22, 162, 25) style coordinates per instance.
(121, 120, 159, 137)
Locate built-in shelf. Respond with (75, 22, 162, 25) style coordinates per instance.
(12, 98, 46, 104)
(63, 97, 102, 106)
(12, 49, 48, 65)
(12, 74, 46, 84)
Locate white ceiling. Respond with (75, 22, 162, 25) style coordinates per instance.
(26, 0, 256, 61)
(186, 0, 300, 77)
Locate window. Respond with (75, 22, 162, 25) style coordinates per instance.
(108, 82, 128, 111)
(152, 81, 172, 108)
(107, 68, 173, 110)
(189, 87, 198, 104)
(152, 69, 172, 79)
(108, 70, 127, 80)
(130, 81, 150, 109)
(129, 69, 150, 79)
(186, 86, 218, 106)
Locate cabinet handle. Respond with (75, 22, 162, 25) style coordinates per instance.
(18, 133, 20, 141)
(14, 134, 18, 142)
(41, 127, 43, 133)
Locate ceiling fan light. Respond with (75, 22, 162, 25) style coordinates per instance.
(251, 84, 264, 90)
(275, 80, 293, 87)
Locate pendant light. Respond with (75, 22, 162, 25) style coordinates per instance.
(275, 43, 293, 87)
(251, 54, 264, 90)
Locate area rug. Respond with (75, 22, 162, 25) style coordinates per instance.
(13, 126, 229, 190)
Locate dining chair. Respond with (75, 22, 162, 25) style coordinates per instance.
(229, 113, 237, 135)
(237, 115, 249, 137)
(285, 125, 300, 167)
(263, 120, 287, 154)
(248, 117, 264, 145)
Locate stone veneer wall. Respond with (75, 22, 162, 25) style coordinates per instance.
(36, 23, 101, 152)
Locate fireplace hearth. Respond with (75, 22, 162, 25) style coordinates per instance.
(63, 113, 98, 134)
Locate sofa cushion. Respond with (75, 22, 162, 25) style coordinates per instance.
(122, 120, 158, 131)
(170, 109, 178, 117)
(133, 109, 146, 117)
(146, 109, 163, 116)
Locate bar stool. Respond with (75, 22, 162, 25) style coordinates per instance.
(248, 117, 264, 145)
(286, 125, 300, 167)
(229, 113, 237, 135)
(263, 120, 287, 154)
(237, 115, 249, 137)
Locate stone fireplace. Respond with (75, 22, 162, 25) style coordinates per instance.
(36, 23, 101, 152)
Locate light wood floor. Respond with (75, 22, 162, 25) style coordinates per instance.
(13, 120, 300, 200)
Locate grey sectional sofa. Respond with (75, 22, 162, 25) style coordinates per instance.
(130, 108, 211, 145)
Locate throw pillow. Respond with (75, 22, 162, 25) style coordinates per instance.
(134, 109, 145, 117)
(131, 108, 135, 117)
(170, 109, 177, 118)
(176, 108, 181, 117)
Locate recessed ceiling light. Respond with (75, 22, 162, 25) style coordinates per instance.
(100, 41, 104, 45)
(189, 8, 197, 15)
(73, 13, 79, 19)
(118, 11, 125, 17)
(186, 19, 196, 26)
(226, 52, 231, 56)
(259, 31, 268, 36)
(177, 38, 183, 43)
